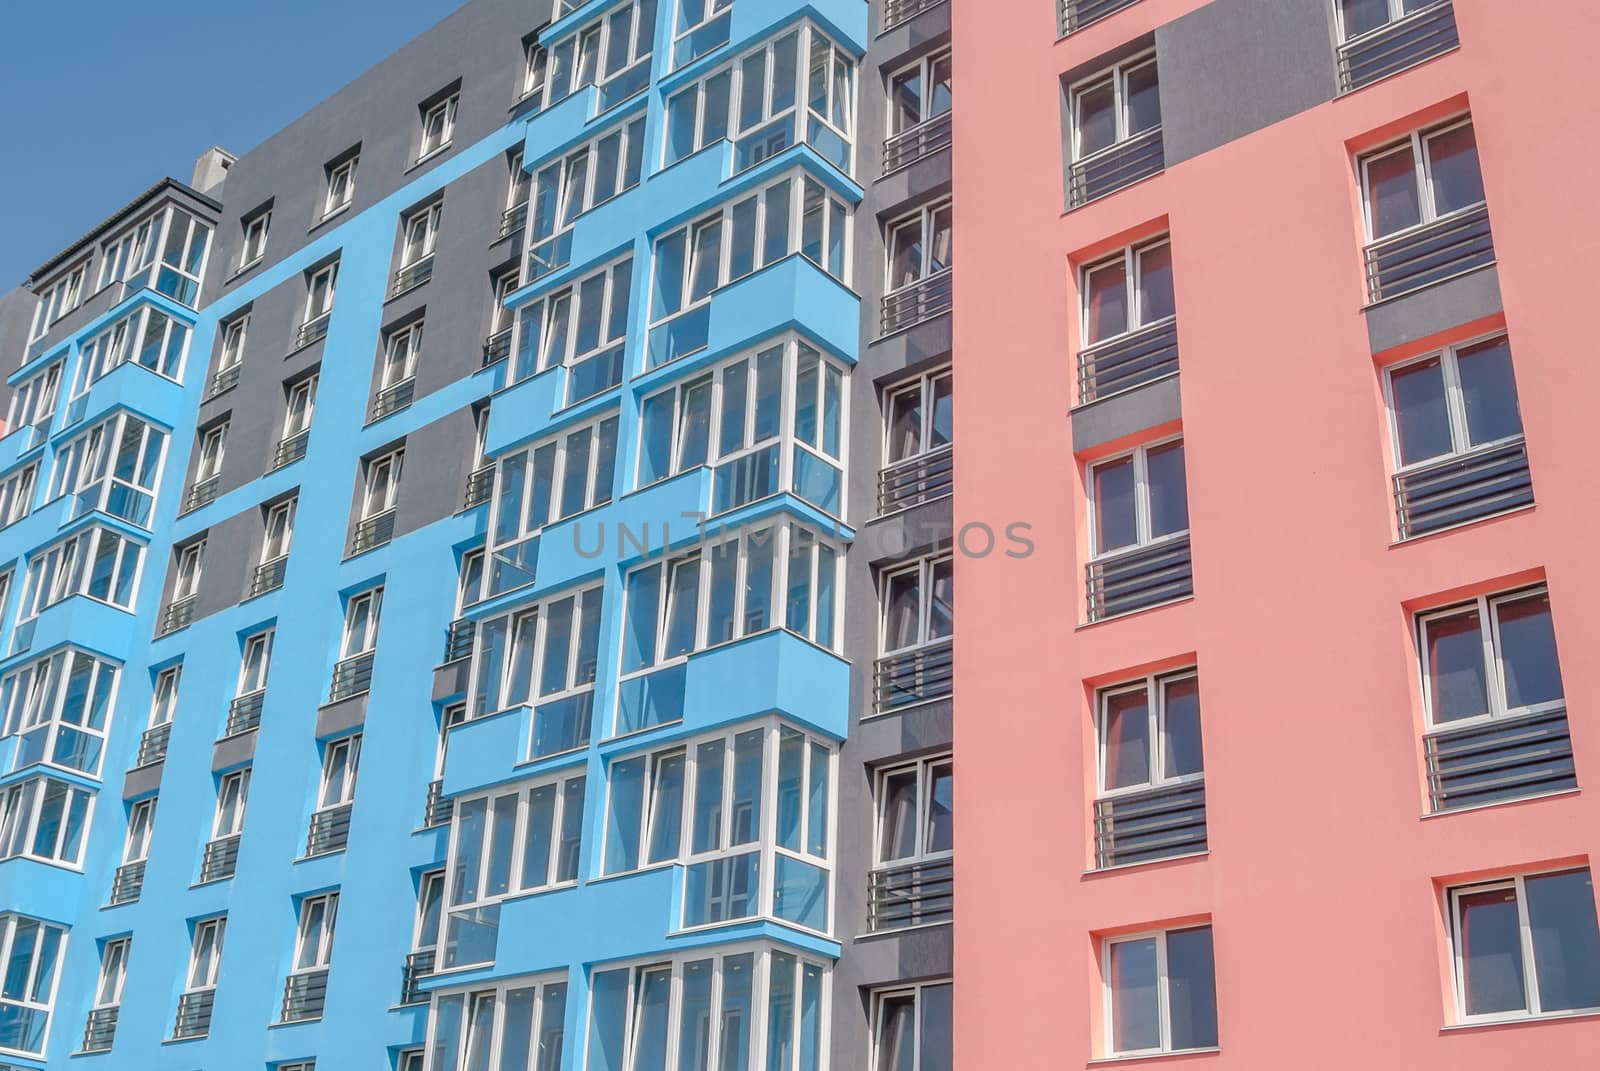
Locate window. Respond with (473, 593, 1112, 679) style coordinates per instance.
(426, 974, 569, 1071)
(292, 892, 339, 974)
(1089, 437, 1189, 557)
(324, 155, 358, 217)
(152, 208, 212, 305)
(99, 216, 156, 291)
(524, 116, 646, 281)
(586, 946, 829, 1071)
(488, 413, 619, 579)
(195, 423, 227, 486)
(218, 313, 249, 373)
(674, 0, 732, 65)
(440, 772, 586, 968)
(172, 540, 205, 605)
(1104, 926, 1218, 1057)
(15, 526, 144, 620)
(49, 411, 167, 527)
(0, 914, 68, 1056)
(875, 754, 952, 870)
(237, 630, 274, 698)
(519, 37, 548, 103)
(419, 94, 459, 160)
(490, 268, 520, 341)
(882, 368, 952, 485)
(413, 869, 445, 953)
(505, 149, 531, 224)
(1449, 868, 1600, 1022)
(29, 261, 87, 340)
(399, 1050, 425, 1071)
(360, 449, 403, 520)
(149, 665, 181, 728)
(1071, 52, 1161, 163)
(185, 917, 226, 992)
(212, 770, 250, 840)
(304, 262, 338, 325)
(886, 200, 952, 294)
(94, 938, 130, 1011)
(0, 777, 95, 867)
(510, 255, 633, 404)
(1360, 116, 1483, 241)
(7, 362, 61, 435)
(341, 589, 383, 660)
(1419, 586, 1564, 729)
(1081, 236, 1175, 347)
(0, 648, 119, 777)
(284, 376, 319, 440)
(457, 549, 485, 614)
(1336, 0, 1446, 40)
(240, 207, 271, 269)
(881, 555, 953, 655)
(888, 49, 952, 137)
(380, 320, 424, 392)
(123, 798, 156, 864)
(1386, 332, 1523, 471)
(871, 980, 952, 1071)
(1098, 671, 1204, 797)
(74, 304, 192, 392)
(262, 498, 296, 564)
(0, 463, 38, 528)
(542, 0, 656, 111)
(400, 202, 443, 267)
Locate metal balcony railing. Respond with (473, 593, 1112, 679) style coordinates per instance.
(371, 377, 416, 421)
(281, 969, 329, 1023)
(273, 429, 310, 470)
(329, 650, 376, 702)
(500, 201, 529, 238)
(878, 447, 954, 515)
(425, 778, 454, 828)
(1068, 127, 1164, 208)
(443, 618, 475, 663)
(1095, 781, 1207, 869)
(1059, 0, 1140, 34)
(1394, 440, 1532, 540)
(1426, 707, 1575, 813)
(881, 269, 953, 335)
(109, 860, 146, 905)
(351, 509, 396, 555)
(226, 690, 266, 736)
(873, 638, 954, 714)
(463, 463, 495, 508)
(81, 1006, 118, 1052)
(867, 857, 953, 931)
(294, 314, 330, 351)
(159, 595, 197, 636)
(182, 475, 220, 514)
(1086, 535, 1193, 622)
(401, 948, 437, 1005)
(205, 363, 241, 400)
(199, 835, 240, 884)
(1364, 203, 1494, 303)
(1339, 1, 1458, 92)
(136, 723, 171, 767)
(1077, 317, 1179, 405)
(173, 990, 214, 1039)
(882, 0, 946, 31)
(250, 555, 289, 598)
(483, 328, 513, 367)
(391, 255, 435, 297)
(306, 803, 353, 857)
(883, 111, 952, 172)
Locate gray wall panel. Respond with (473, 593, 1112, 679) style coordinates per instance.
(1365, 265, 1503, 354)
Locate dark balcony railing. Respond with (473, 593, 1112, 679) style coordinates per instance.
(1339, 1, 1458, 92)
(329, 650, 376, 702)
(371, 377, 416, 421)
(873, 638, 954, 714)
(1077, 317, 1179, 405)
(250, 555, 289, 598)
(199, 834, 240, 883)
(401, 948, 437, 1005)
(882, 0, 946, 30)
(883, 111, 952, 172)
(391, 255, 435, 297)
(173, 990, 215, 1039)
(205, 363, 241, 400)
(1426, 707, 1575, 813)
(1095, 781, 1207, 869)
(136, 723, 171, 767)
(1364, 203, 1494, 303)
(881, 269, 953, 335)
(306, 803, 353, 857)
(1068, 127, 1164, 208)
(273, 429, 310, 470)
(500, 201, 529, 238)
(1059, 0, 1141, 33)
(351, 509, 396, 555)
(81, 1006, 119, 1052)
(182, 475, 220, 514)
(463, 463, 495, 508)
(443, 618, 475, 663)
(1086, 535, 1193, 622)
(425, 778, 454, 828)
(483, 328, 513, 367)
(1394, 440, 1532, 540)
(159, 595, 197, 636)
(281, 969, 329, 1023)
(294, 314, 330, 351)
(226, 690, 266, 736)
(109, 860, 146, 905)
(878, 447, 954, 515)
(867, 857, 953, 931)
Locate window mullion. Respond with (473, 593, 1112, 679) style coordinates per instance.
(1480, 595, 1506, 717)
(1156, 932, 1172, 1051)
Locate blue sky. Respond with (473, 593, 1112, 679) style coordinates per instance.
(0, 0, 472, 289)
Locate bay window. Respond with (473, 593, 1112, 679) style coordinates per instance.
(674, 0, 732, 66)
(1104, 925, 1218, 1057)
(427, 974, 569, 1071)
(16, 525, 144, 621)
(542, 0, 657, 112)
(7, 363, 60, 438)
(0, 648, 119, 777)
(50, 411, 166, 527)
(73, 304, 192, 395)
(0, 914, 68, 1057)
(0, 778, 94, 867)
(1449, 867, 1600, 1022)
(99, 216, 153, 290)
(510, 255, 633, 405)
(888, 49, 952, 139)
(524, 115, 646, 281)
(419, 95, 459, 160)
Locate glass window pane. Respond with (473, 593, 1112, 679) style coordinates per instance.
(523, 784, 556, 887)
(1426, 608, 1489, 723)
(679, 959, 714, 1071)
(1455, 337, 1523, 447)
(879, 770, 917, 863)
(875, 993, 915, 1071)
(1389, 358, 1453, 465)
(1092, 456, 1137, 553)
(1084, 260, 1128, 345)
(1146, 442, 1189, 539)
(1496, 592, 1564, 710)
(1340, 0, 1390, 37)
(883, 569, 921, 651)
(1458, 887, 1528, 1016)
(633, 967, 672, 1071)
(919, 983, 954, 1071)
(1427, 122, 1486, 217)
(707, 540, 739, 645)
(1103, 689, 1152, 790)
(1166, 927, 1218, 1050)
(926, 762, 953, 854)
(606, 757, 645, 873)
(1524, 869, 1600, 1013)
(720, 953, 754, 1071)
(890, 68, 922, 134)
(1076, 79, 1116, 157)
(647, 752, 686, 864)
(692, 740, 724, 853)
(730, 729, 764, 845)
(1138, 243, 1175, 325)
(622, 565, 662, 673)
(1163, 676, 1204, 779)
(1367, 145, 1423, 238)
(928, 559, 954, 641)
(1125, 63, 1161, 136)
(664, 558, 701, 658)
(746, 528, 775, 634)
(1109, 937, 1161, 1053)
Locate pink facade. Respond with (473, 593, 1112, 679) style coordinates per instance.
(952, 0, 1600, 1065)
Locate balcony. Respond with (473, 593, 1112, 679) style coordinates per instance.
(881, 269, 953, 335)
(442, 618, 474, 663)
(370, 377, 415, 421)
(873, 638, 954, 714)
(280, 969, 328, 1023)
(204, 363, 240, 401)
(136, 723, 171, 767)
(482, 328, 512, 367)
(1425, 707, 1575, 813)
(250, 555, 288, 598)
(199, 835, 240, 884)
(1095, 781, 1207, 869)
(294, 314, 330, 351)
(1077, 318, 1179, 405)
(867, 857, 953, 931)
(350, 509, 396, 555)
(159, 595, 197, 636)
(391, 255, 434, 298)
(306, 803, 352, 857)
(225, 690, 265, 736)
(882, 0, 945, 31)
(1068, 127, 1164, 208)
(1338, 1, 1458, 92)
(1086, 535, 1193, 622)
(883, 112, 952, 173)
(172, 990, 214, 1039)
(81, 1006, 118, 1052)
(878, 446, 953, 515)
(400, 948, 436, 1006)
(425, 778, 454, 828)
(463, 463, 494, 509)
(181, 475, 220, 514)
(272, 429, 310, 470)
(500, 201, 528, 238)
(109, 860, 146, 905)
(1059, 0, 1140, 34)
(1364, 203, 1494, 303)
(329, 650, 376, 702)
(1394, 440, 1532, 540)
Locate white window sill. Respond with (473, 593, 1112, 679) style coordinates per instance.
(1089, 1047, 1220, 1064)
(408, 143, 454, 173)
(310, 203, 352, 233)
(1442, 1008, 1600, 1032)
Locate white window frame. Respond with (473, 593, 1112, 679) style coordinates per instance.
(196, 423, 228, 484)
(0, 914, 68, 1056)
(284, 376, 319, 439)
(413, 868, 446, 952)
(1358, 114, 1481, 242)
(0, 647, 121, 778)
(212, 770, 250, 841)
(324, 156, 358, 218)
(400, 203, 444, 268)
(123, 798, 156, 864)
(1086, 435, 1188, 559)
(304, 262, 339, 325)
(419, 94, 460, 160)
(29, 261, 88, 341)
(1069, 51, 1160, 164)
(886, 47, 952, 136)
(878, 554, 953, 656)
(291, 891, 340, 974)
(360, 449, 404, 520)
(236, 629, 274, 698)
(1080, 235, 1174, 347)
(869, 979, 953, 1071)
(884, 199, 951, 296)
(488, 411, 620, 555)
(341, 588, 384, 660)
(1334, 0, 1444, 42)
(1416, 585, 1562, 733)
(172, 540, 206, 604)
(218, 313, 249, 371)
(73, 304, 192, 394)
(0, 463, 38, 528)
(185, 917, 227, 992)
(425, 972, 569, 1071)
(98, 216, 156, 291)
(148, 664, 181, 728)
(1382, 331, 1521, 475)
(7, 362, 61, 433)
(1102, 925, 1216, 1058)
(524, 116, 647, 279)
(381, 320, 425, 390)
(16, 526, 145, 620)
(261, 498, 296, 565)
(519, 39, 548, 102)
(872, 753, 952, 871)
(94, 937, 131, 1010)
(1095, 670, 1204, 798)
(0, 777, 96, 868)
(467, 580, 605, 726)
(239, 209, 271, 270)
